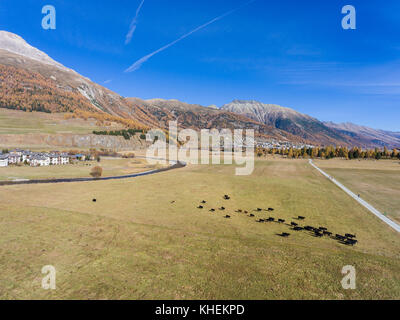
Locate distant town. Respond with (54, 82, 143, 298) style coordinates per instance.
(0, 149, 87, 167)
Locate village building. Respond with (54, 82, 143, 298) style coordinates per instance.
(30, 155, 50, 167)
(0, 149, 73, 168)
(0, 154, 8, 167)
(8, 152, 21, 164)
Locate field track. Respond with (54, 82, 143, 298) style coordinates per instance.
(309, 159, 400, 233)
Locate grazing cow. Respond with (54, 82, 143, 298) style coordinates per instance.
(171, 201, 175, 204)
(345, 233, 356, 239)
(345, 239, 358, 246)
(198, 206, 204, 209)
(268, 208, 274, 211)
(225, 215, 231, 219)
(244, 211, 248, 214)
(249, 214, 255, 217)
(236, 209, 243, 213)
(335, 234, 346, 241)
(219, 207, 225, 211)
(267, 217, 275, 222)
(293, 226, 303, 231)
(224, 195, 231, 200)
(291, 222, 298, 227)
(304, 226, 314, 231)
(280, 233, 290, 237)
(298, 216, 305, 220)
(92, 199, 97, 202)
(319, 227, 328, 231)
(323, 231, 332, 236)
(201, 200, 207, 204)
(256, 208, 262, 212)
(210, 209, 215, 212)
(314, 231, 323, 238)
(278, 219, 285, 223)
(257, 219, 265, 223)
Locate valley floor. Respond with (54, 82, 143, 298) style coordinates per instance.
(0, 158, 399, 299)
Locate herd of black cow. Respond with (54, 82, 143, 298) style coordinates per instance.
(191, 195, 358, 247)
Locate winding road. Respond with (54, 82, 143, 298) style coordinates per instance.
(0, 160, 186, 186)
(309, 159, 400, 233)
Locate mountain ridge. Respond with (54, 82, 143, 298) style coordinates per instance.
(0, 30, 398, 148)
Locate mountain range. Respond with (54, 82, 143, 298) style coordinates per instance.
(0, 30, 398, 149)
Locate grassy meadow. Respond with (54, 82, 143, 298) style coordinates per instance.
(0, 157, 399, 299)
(0, 109, 111, 135)
(315, 159, 400, 223)
(0, 158, 160, 181)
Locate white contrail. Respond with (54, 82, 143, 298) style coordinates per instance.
(125, 0, 145, 45)
(125, 0, 256, 72)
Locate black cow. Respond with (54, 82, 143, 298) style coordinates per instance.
(257, 219, 265, 223)
(293, 226, 303, 231)
(291, 222, 298, 227)
(298, 216, 306, 220)
(323, 231, 332, 236)
(219, 207, 225, 211)
(197, 205, 204, 209)
(256, 208, 263, 212)
(92, 199, 97, 202)
(280, 233, 290, 237)
(268, 208, 274, 211)
(267, 217, 275, 222)
(225, 215, 231, 219)
(345, 239, 358, 246)
(314, 231, 323, 238)
(278, 219, 285, 223)
(335, 234, 346, 241)
(249, 214, 255, 217)
(319, 227, 328, 231)
(210, 209, 215, 212)
(345, 233, 356, 239)
(224, 195, 231, 200)
(201, 200, 207, 204)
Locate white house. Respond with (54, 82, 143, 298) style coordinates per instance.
(21, 151, 33, 163)
(49, 154, 60, 165)
(8, 152, 21, 164)
(60, 153, 69, 165)
(0, 154, 8, 167)
(30, 155, 50, 167)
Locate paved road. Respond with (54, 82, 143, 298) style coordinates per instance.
(0, 160, 186, 187)
(309, 159, 400, 233)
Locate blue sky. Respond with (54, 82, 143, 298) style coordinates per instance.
(1, 0, 400, 131)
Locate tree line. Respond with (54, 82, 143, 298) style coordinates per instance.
(256, 146, 400, 160)
(92, 129, 147, 140)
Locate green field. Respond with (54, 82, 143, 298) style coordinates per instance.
(0, 108, 117, 135)
(315, 159, 400, 224)
(0, 158, 398, 299)
(0, 158, 161, 181)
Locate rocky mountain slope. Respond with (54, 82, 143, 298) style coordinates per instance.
(324, 122, 400, 149)
(0, 31, 397, 148)
(0, 31, 300, 142)
(221, 100, 399, 148)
